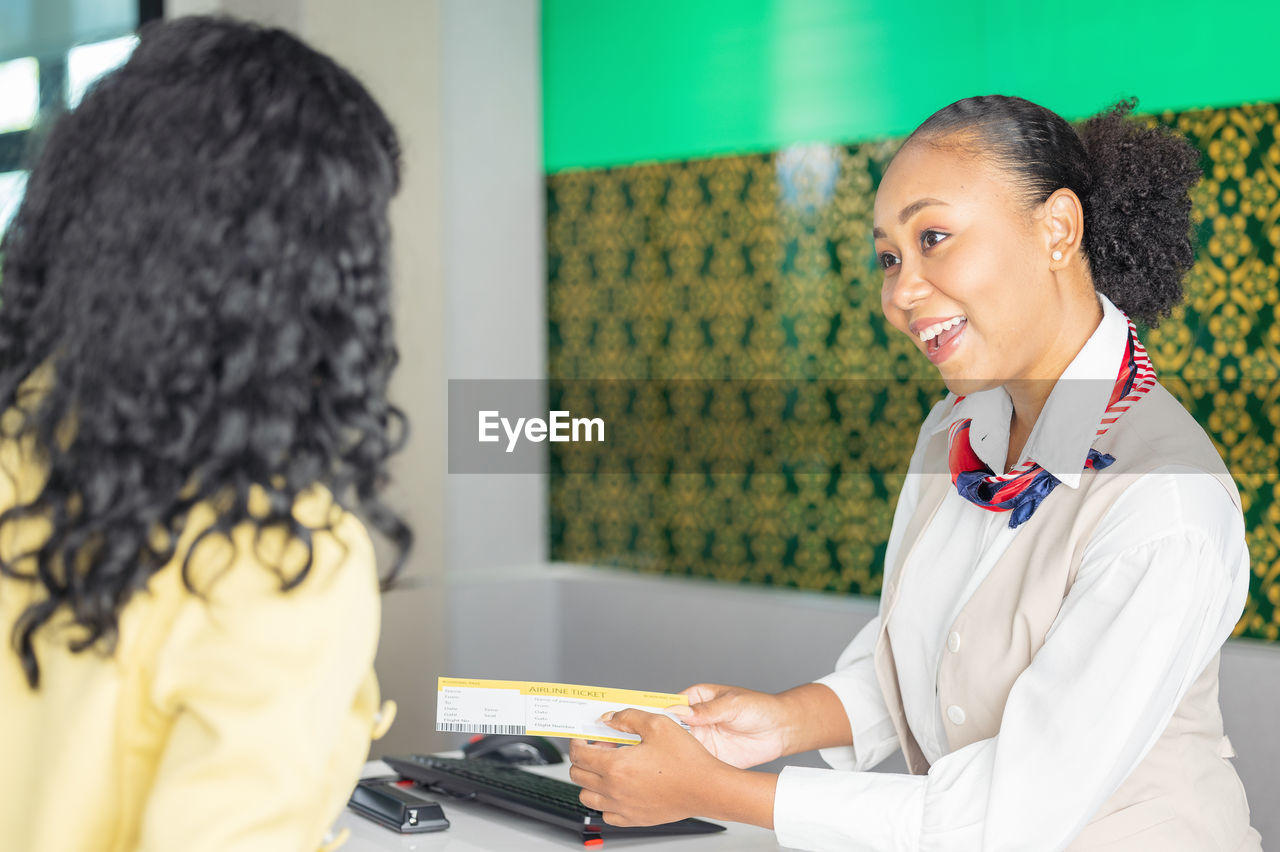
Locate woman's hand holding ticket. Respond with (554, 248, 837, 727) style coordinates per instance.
(679, 682, 855, 768)
(567, 681, 853, 829)
(673, 683, 793, 768)
(569, 708, 777, 829)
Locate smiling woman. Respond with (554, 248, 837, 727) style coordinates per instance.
(568, 95, 1264, 852)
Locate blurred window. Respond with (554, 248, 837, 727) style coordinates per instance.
(67, 35, 139, 108)
(0, 58, 39, 133)
(0, 1, 159, 239)
(0, 171, 28, 235)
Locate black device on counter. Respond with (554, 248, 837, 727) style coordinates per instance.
(383, 753, 726, 843)
(348, 776, 450, 834)
(462, 733, 564, 765)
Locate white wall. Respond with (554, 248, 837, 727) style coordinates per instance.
(441, 0, 548, 580)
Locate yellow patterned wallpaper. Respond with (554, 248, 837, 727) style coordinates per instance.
(547, 101, 1280, 643)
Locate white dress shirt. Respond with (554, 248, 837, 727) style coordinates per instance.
(772, 294, 1251, 851)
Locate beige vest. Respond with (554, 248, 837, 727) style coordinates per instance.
(874, 382, 1263, 851)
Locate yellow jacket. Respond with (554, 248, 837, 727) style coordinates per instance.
(0, 432, 390, 851)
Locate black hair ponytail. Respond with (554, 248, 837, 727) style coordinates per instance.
(908, 95, 1203, 325)
(1078, 99, 1202, 325)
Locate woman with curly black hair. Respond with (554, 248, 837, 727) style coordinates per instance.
(0, 16, 410, 852)
(569, 97, 1263, 850)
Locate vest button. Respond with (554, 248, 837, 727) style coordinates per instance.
(947, 704, 967, 725)
(947, 631, 961, 653)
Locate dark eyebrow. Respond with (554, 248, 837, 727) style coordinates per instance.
(871, 197, 950, 239)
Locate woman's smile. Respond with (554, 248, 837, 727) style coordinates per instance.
(911, 315, 968, 364)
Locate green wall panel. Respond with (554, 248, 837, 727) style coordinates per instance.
(543, 0, 1280, 172)
(546, 100, 1280, 643)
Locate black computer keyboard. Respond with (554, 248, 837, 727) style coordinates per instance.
(383, 754, 725, 843)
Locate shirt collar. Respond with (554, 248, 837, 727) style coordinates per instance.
(930, 293, 1130, 489)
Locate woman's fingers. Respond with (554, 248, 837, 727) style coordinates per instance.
(568, 762, 604, 789)
(685, 691, 742, 726)
(680, 684, 749, 728)
(681, 683, 727, 704)
(600, 708, 667, 737)
(570, 741, 627, 817)
(569, 737, 615, 773)
(578, 787, 611, 812)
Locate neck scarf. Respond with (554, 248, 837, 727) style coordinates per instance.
(946, 314, 1156, 528)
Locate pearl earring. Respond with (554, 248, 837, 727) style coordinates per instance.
(1052, 250, 1063, 261)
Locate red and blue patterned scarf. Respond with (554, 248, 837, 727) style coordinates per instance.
(946, 315, 1156, 528)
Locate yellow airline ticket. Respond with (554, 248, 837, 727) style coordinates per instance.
(436, 677, 690, 744)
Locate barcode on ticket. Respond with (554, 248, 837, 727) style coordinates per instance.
(438, 722, 527, 735)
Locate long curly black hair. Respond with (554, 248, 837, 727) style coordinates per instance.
(0, 17, 411, 688)
(907, 95, 1203, 326)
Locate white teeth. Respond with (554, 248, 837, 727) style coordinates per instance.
(917, 316, 966, 343)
